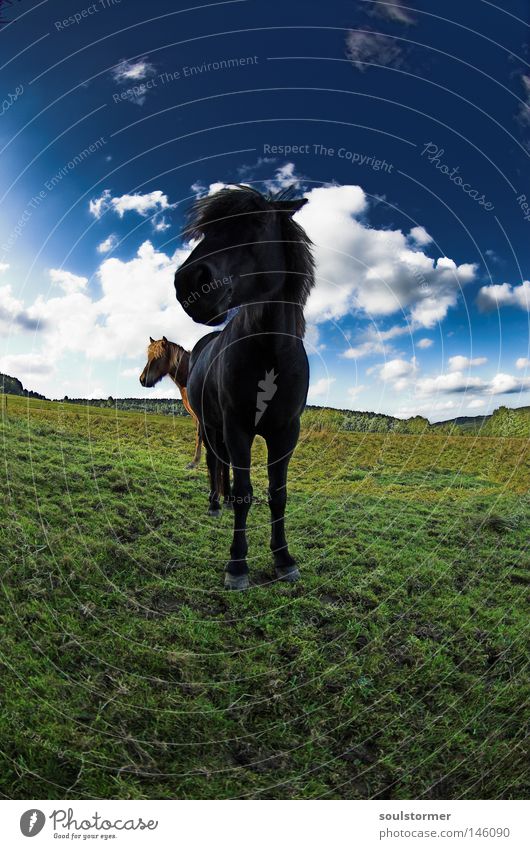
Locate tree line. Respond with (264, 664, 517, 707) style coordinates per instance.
(2, 373, 529, 435)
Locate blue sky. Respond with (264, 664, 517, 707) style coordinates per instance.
(1, 0, 530, 420)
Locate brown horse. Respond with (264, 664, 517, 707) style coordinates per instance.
(139, 336, 202, 468)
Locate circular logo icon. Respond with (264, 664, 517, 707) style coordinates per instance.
(20, 810, 46, 837)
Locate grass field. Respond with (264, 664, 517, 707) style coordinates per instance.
(0, 393, 528, 799)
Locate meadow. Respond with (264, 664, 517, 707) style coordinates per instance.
(0, 393, 528, 799)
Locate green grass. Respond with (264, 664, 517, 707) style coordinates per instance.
(0, 394, 528, 799)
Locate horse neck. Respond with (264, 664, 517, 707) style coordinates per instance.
(167, 343, 185, 386)
(235, 299, 304, 347)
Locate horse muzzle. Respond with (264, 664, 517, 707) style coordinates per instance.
(174, 260, 233, 325)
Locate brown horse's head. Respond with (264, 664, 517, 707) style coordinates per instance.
(140, 337, 190, 387)
(139, 336, 171, 387)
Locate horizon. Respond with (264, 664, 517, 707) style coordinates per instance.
(3, 366, 527, 427)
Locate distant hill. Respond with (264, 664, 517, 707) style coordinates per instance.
(304, 405, 434, 434)
(432, 413, 490, 433)
(0, 373, 47, 400)
(0, 373, 186, 415)
(2, 372, 529, 434)
(435, 406, 530, 437)
(61, 396, 187, 416)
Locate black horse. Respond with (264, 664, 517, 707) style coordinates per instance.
(174, 186, 315, 589)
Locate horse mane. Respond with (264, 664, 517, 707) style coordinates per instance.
(183, 185, 314, 337)
(171, 344, 190, 386)
(183, 185, 270, 239)
(273, 187, 315, 336)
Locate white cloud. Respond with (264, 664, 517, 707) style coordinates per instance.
(153, 217, 170, 232)
(380, 357, 417, 381)
(516, 357, 530, 369)
(193, 180, 250, 199)
(409, 226, 432, 246)
(0, 262, 9, 273)
(308, 376, 336, 399)
(121, 365, 142, 378)
(397, 399, 458, 419)
(467, 398, 486, 409)
(0, 353, 53, 377)
(304, 322, 322, 352)
(85, 241, 200, 360)
(22, 242, 203, 382)
(97, 234, 118, 254)
(518, 74, 530, 125)
(487, 373, 530, 395)
(416, 371, 485, 395)
(417, 338, 433, 349)
(237, 156, 277, 179)
(366, 356, 418, 394)
(112, 191, 171, 218)
(477, 280, 530, 312)
(416, 369, 530, 398)
(190, 181, 207, 197)
(343, 339, 385, 359)
(293, 184, 477, 328)
(0, 285, 42, 332)
(89, 189, 175, 220)
(347, 384, 366, 400)
(378, 323, 412, 341)
(49, 268, 88, 294)
(136, 384, 179, 400)
(368, 0, 417, 25)
(410, 259, 476, 327)
(264, 162, 302, 192)
(89, 190, 111, 219)
(342, 322, 416, 360)
(346, 29, 403, 71)
(447, 355, 487, 372)
(112, 57, 155, 83)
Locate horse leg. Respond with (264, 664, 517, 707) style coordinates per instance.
(222, 459, 232, 508)
(181, 387, 202, 469)
(194, 420, 203, 465)
(204, 427, 221, 518)
(218, 438, 232, 509)
(223, 426, 252, 590)
(266, 422, 300, 582)
(186, 419, 202, 469)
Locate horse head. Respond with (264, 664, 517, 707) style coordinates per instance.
(140, 336, 175, 387)
(173, 186, 311, 326)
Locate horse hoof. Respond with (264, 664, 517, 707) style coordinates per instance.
(275, 565, 300, 583)
(208, 508, 221, 518)
(186, 462, 197, 469)
(224, 572, 249, 591)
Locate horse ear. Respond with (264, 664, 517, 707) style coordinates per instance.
(273, 198, 308, 216)
(162, 335, 168, 343)
(149, 336, 155, 343)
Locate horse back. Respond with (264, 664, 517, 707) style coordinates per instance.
(189, 331, 221, 373)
